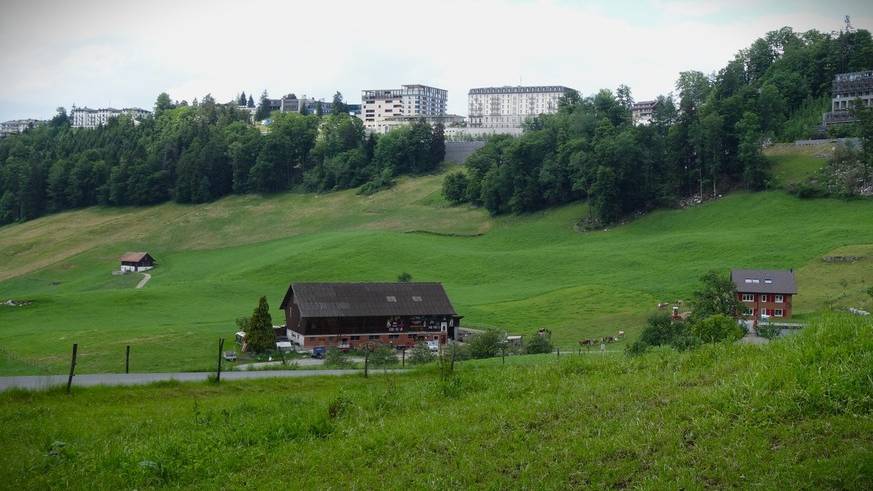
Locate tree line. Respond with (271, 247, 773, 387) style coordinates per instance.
(0, 94, 445, 224)
(443, 26, 873, 226)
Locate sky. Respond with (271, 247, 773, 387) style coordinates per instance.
(1, 0, 872, 121)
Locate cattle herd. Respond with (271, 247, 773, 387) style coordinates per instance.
(578, 330, 625, 349)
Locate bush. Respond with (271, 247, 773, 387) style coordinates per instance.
(757, 323, 781, 339)
(669, 334, 702, 352)
(442, 171, 469, 204)
(690, 314, 745, 343)
(408, 342, 435, 365)
(324, 348, 353, 368)
(625, 341, 649, 356)
(467, 330, 503, 359)
(639, 312, 687, 346)
(525, 333, 553, 354)
(367, 344, 398, 368)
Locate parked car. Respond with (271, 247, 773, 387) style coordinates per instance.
(311, 346, 326, 359)
(223, 351, 237, 362)
(426, 340, 440, 353)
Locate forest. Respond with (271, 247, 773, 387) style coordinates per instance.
(442, 27, 873, 225)
(0, 94, 445, 224)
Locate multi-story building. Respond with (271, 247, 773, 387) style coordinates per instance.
(731, 269, 797, 324)
(0, 119, 45, 138)
(632, 100, 657, 125)
(360, 84, 447, 133)
(467, 85, 573, 128)
(823, 71, 873, 126)
(70, 107, 152, 129)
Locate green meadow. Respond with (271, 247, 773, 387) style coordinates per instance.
(1, 314, 870, 489)
(1, 152, 873, 375)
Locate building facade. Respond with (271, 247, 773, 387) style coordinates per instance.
(823, 71, 873, 126)
(70, 107, 152, 129)
(731, 269, 797, 323)
(279, 282, 461, 350)
(0, 119, 45, 138)
(632, 100, 656, 125)
(120, 252, 155, 272)
(467, 86, 572, 128)
(360, 85, 447, 133)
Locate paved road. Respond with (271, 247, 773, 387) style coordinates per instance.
(135, 272, 151, 289)
(0, 369, 363, 392)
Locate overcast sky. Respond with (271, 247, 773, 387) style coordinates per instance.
(1, 0, 872, 121)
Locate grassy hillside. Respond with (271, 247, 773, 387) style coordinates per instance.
(2, 155, 873, 375)
(1, 314, 870, 488)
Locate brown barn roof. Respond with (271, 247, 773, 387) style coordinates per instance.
(731, 269, 797, 294)
(120, 252, 151, 262)
(280, 282, 458, 318)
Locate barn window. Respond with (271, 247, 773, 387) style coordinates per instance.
(386, 296, 397, 302)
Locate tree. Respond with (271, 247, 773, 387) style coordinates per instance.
(255, 90, 271, 120)
(324, 347, 352, 368)
(442, 171, 468, 204)
(467, 329, 503, 359)
(409, 342, 435, 364)
(238, 91, 247, 106)
(639, 312, 686, 346)
(367, 343, 398, 368)
(155, 93, 173, 114)
(331, 92, 346, 115)
(315, 101, 324, 117)
(430, 123, 446, 164)
(525, 332, 553, 354)
(397, 272, 412, 282)
(247, 94, 255, 108)
(737, 111, 769, 190)
(690, 270, 743, 321)
(246, 296, 274, 354)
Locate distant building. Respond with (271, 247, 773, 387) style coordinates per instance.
(279, 282, 461, 350)
(70, 107, 152, 129)
(467, 85, 573, 129)
(823, 71, 873, 126)
(360, 84, 448, 133)
(632, 100, 656, 125)
(731, 269, 797, 323)
(0, 119, 45, 138)
(120, 252, 156, 272)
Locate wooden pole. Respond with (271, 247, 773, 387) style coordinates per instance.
(501, 345, 506, 365)
(401, 347, 406, 368)
(216, 338, 224, 384)
(450, 341, 456, 372)
(557, 347, 560, 358)
(364, 347, 369, 378)
(125, 345, 130, 374)
(66, 343, 78, 394)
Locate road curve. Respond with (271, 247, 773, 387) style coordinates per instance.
(0, 369, 368, 392)
(136, 272, 151, 289)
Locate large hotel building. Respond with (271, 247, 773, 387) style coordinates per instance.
(467, 85, 573, 128)
(359, 84, 448, 133)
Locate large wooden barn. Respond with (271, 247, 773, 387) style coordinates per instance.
(279, 282, 461, 350)
(120, 252, 155, 272)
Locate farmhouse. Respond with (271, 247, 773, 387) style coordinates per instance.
(279, 282, 461, 350)
(120, 252, 155, 272)
(732, 269, 797, 322)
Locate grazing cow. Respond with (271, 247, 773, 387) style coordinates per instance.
(617, 330, 625, 337)
(657, 302, 669, 309)
(578, 338, 595, 351)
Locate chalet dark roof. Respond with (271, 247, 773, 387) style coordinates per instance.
(280, 282, 458, 318)
(120, 252, 151, 263)
(731, 269, 797, 294)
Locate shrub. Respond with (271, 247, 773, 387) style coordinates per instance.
(324, 348, 353, 368)
(467, 330, 503, 359)
(690, 314, 745, 343)
(525, 333, 553, 354)
(367, 344, 398, 368)
(625, 341, 649, 356)
(639, 312, 687, 346)
(757, 323, 781, 339)
(669, 334, 702, 352)
(408, 342, 435, 365)
(442, 171, 469, 204)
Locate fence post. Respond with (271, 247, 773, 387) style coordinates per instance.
(66, 343, 78, 394)
(557, 347, 560, 358)
(401, 347, 406, 368)
(216, 338, 224, 384)
(450, 341, 456, 372)
(125, 345, 130, 374)
(364, 345, 369, 378)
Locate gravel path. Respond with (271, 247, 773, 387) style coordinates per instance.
(0, 369, 364, 392)
(135, 272, 151, 289)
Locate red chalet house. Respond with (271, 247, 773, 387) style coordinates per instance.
(731, 269, 797, 322)
(119, 252, 155, 272)
(279, 282, 462, 350)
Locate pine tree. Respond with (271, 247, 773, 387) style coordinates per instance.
(238, 91, 247, 106)
(247, 94, 255, 108)
(246, 296, 274, 353)
(255, 90, 270, 120)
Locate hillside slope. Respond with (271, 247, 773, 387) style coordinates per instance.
(1, 314, 870, 488)
(2, 156, 873, 374)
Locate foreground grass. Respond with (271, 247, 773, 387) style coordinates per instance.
(1, 314, 870, 489)
(2, 153, 873, 374)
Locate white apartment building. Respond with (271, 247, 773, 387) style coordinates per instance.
(70, 107, 152, 129)
(467, 86, 573, 128)
(360, 84, 447, 133)
(0, 119, 45, 138)
(632, 100, 656, 125)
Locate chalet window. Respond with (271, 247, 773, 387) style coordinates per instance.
(775, 295, 784, 303)
(774, 309, 784, 317)
(742, 293, 754, 302)
(368, 335, 379, 340)
(764, 279, 773, 284)
(761, 294, 769, 302)
(743, 308, 753, 316)
(350, 336, 360, 340)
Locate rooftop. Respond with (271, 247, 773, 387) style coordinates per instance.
(731, 269, 797, 294)
(468, 86, 573, 95)
(280, 282, 458, 318)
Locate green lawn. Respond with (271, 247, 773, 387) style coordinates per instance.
(1, 314, 870, 489)
(2, 156, 873, 374)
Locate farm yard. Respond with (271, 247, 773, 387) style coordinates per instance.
(1, 151, 873, 375)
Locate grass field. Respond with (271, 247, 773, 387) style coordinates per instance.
(2, 154, 873, 375)
(1, 314, 870, 488)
